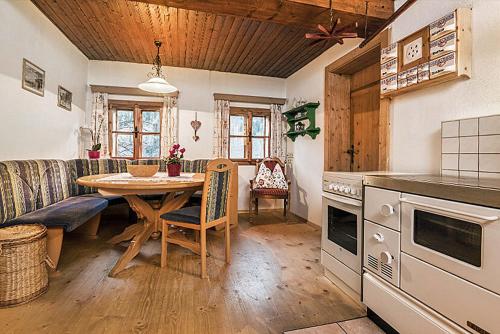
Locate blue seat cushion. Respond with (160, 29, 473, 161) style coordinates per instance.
(82, 193, 127, 206)
(161, 206, 201, 225)
(6, 196, 108, 232)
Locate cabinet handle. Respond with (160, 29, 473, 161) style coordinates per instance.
(373, 233, 385, 242)
(380, 204, 395, 217)
(400, 198, 499, 224)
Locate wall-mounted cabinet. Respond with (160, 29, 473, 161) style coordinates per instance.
(380, 8, 471, 98)
(283, 102, 320, 141)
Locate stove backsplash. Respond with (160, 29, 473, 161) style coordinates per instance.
(441, 115, 500, 179)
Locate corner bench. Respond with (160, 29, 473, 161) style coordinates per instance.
(0, 158, 219, 271)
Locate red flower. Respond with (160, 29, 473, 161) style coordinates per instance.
(173, 143, 180, 150)
(179, 148, 185, 154)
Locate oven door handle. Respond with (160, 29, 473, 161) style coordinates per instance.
(322, 193, 362, 207)
(400, 198, 499, 224)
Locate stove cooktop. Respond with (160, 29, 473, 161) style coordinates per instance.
(363, 174, 500, 208)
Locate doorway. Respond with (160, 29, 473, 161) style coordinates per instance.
(324, 30, 390, 172)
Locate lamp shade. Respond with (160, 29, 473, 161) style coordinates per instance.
(138, 77, 178, 94)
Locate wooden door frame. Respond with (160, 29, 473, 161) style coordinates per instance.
(324, 29, 391, 171)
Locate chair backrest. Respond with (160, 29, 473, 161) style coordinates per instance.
(255, 157, 287, 179)
(200, 159, 234, 225)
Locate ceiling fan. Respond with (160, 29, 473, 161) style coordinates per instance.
(305, 0, 368, 46)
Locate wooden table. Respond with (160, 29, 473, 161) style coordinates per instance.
(77, 172, 205, 277)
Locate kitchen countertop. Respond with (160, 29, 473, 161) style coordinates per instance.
(363, 174, 500, 209)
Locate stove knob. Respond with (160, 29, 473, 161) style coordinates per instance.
(344, 187, 351, 194)
(333, 184, 339, 191)
(380, 251, 393, 265)
(350, 188, 357, 195)
(328, 183, 334, 190)
(339, 186, 345, 192)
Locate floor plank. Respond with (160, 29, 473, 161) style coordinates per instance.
(0, 209, 365, 334)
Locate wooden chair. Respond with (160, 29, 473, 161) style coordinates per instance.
(249, 157, 291, 221)
(160, 158, 234, 278)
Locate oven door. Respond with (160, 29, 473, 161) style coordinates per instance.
(322, 192, 362, 274)
(400, 193, 500, 295)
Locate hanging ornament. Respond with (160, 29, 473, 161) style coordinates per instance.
(191, 112, 202, 142)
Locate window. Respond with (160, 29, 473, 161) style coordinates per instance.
(109, 101, 163, 159)
(229, 107, 270, 163)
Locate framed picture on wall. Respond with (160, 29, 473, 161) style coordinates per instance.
(57, 85, 72, 111)
(22, 58, 45, 96)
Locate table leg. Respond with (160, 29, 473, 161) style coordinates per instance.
(108, 190, 197, 277)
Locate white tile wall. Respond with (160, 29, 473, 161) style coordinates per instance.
(479, 115, 500, 135)
(460, 118, 479, 136)
(459, 137, 478, 153)
(442, 120, 459, 137)
(442, 137, 459, 153)
(442, 115, 500, 178)
(479, 135, 500, 153)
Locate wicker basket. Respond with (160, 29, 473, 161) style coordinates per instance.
(0, 224, 49, 307)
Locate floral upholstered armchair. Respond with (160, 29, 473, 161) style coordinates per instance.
(249, 157, 290, 221)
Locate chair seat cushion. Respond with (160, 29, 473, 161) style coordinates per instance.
(6, 196, 108, 232)
(253, 188, 288, 197)
(160, 206, 201, 225)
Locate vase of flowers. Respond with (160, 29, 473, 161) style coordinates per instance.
(165, 144, 185, 177)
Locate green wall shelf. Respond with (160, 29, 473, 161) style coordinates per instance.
(283, 102, 320, 142)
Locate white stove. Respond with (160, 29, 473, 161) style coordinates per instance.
(321, 171, 403, 302)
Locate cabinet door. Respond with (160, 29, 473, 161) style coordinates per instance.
(364, 187, 401, 231)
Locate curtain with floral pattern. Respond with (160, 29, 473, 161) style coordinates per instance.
(160, 96, 179, 157)
(212, 99, 230, 158)
(90, 92, 110, 158)
(270, 103, 286, 161)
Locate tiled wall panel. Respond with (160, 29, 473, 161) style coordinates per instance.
(442, 115, 500, 179)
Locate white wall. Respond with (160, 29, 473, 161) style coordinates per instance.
(88, 61, 286, 210)
(285, 40, 362, 226)
(389, 0, 500, 173)
(0, 0, 88, 160)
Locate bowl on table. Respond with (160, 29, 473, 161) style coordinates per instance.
(127, 165, 159, 177)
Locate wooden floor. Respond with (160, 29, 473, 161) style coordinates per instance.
(0, 209, 365, 334)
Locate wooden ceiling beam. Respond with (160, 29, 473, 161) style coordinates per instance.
(129, 0, 394, 29)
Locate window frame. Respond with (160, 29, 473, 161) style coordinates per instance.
(108, 100, 163, 160)
(228, 107, 271, 164)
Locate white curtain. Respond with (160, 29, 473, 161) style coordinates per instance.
(160, 96, 179, 157)
(270, 103, 286, 161)
(212, 99, 230, 158)
(90, 92, 110, 158)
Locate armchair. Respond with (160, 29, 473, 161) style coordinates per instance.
(249, 157, 291, 221)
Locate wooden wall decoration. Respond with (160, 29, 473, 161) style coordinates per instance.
(380, 8, 471, 98)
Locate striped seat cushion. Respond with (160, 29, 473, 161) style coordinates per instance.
(253, 188, 288, 197)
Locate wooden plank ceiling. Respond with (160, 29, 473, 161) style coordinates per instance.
(31, 0, 393, 78)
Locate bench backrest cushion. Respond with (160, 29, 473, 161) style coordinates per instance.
(0, 160, 71, 224)
(133, 159, 167, 172)
(67, 159, 130, 196)
(89, 159, 128, 175)
(67, 159, 92, 196)
(190, 159, 209, 173)
(133, 159, 210, 173)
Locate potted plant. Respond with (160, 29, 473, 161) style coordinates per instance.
(87, 112, 104, 159)
(164, 143, 185, 177)
(88, 143, 101, 159)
